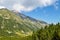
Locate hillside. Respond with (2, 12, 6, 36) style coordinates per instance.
(0, 8, 47, 40)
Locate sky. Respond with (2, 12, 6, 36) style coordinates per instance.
(0, 0, 60, 24)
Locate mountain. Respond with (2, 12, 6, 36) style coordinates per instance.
(0, 8, 47, 40)
(13, 10, 47, 24)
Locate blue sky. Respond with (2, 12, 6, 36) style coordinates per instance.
(22, 6, 60, 24)
(0, 0, 60, 24)
(21, 0, 60, 24)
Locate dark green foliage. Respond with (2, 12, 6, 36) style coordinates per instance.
(32, 23, 60, 40)
(52, 31, 60, 40)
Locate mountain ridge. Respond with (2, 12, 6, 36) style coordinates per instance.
(0, 8, 47, 38)
(12, 10, 47, 24)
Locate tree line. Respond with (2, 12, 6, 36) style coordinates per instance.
(32, 23, 60, 40)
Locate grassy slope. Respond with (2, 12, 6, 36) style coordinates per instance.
(0, 8, 46, 40)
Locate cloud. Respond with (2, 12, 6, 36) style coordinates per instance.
(0, 0, 4, 3)
(0, 0, 59, 12)
(0, 6, 5, 9)
(13, 3, 34, 12)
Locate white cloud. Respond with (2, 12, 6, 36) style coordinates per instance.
(0, 0, 3, 3)
(39, 0, 57, 7)
(0, 0, 59, 12)
(13, 3, 34, 12)
(0, 6, 6, 9)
